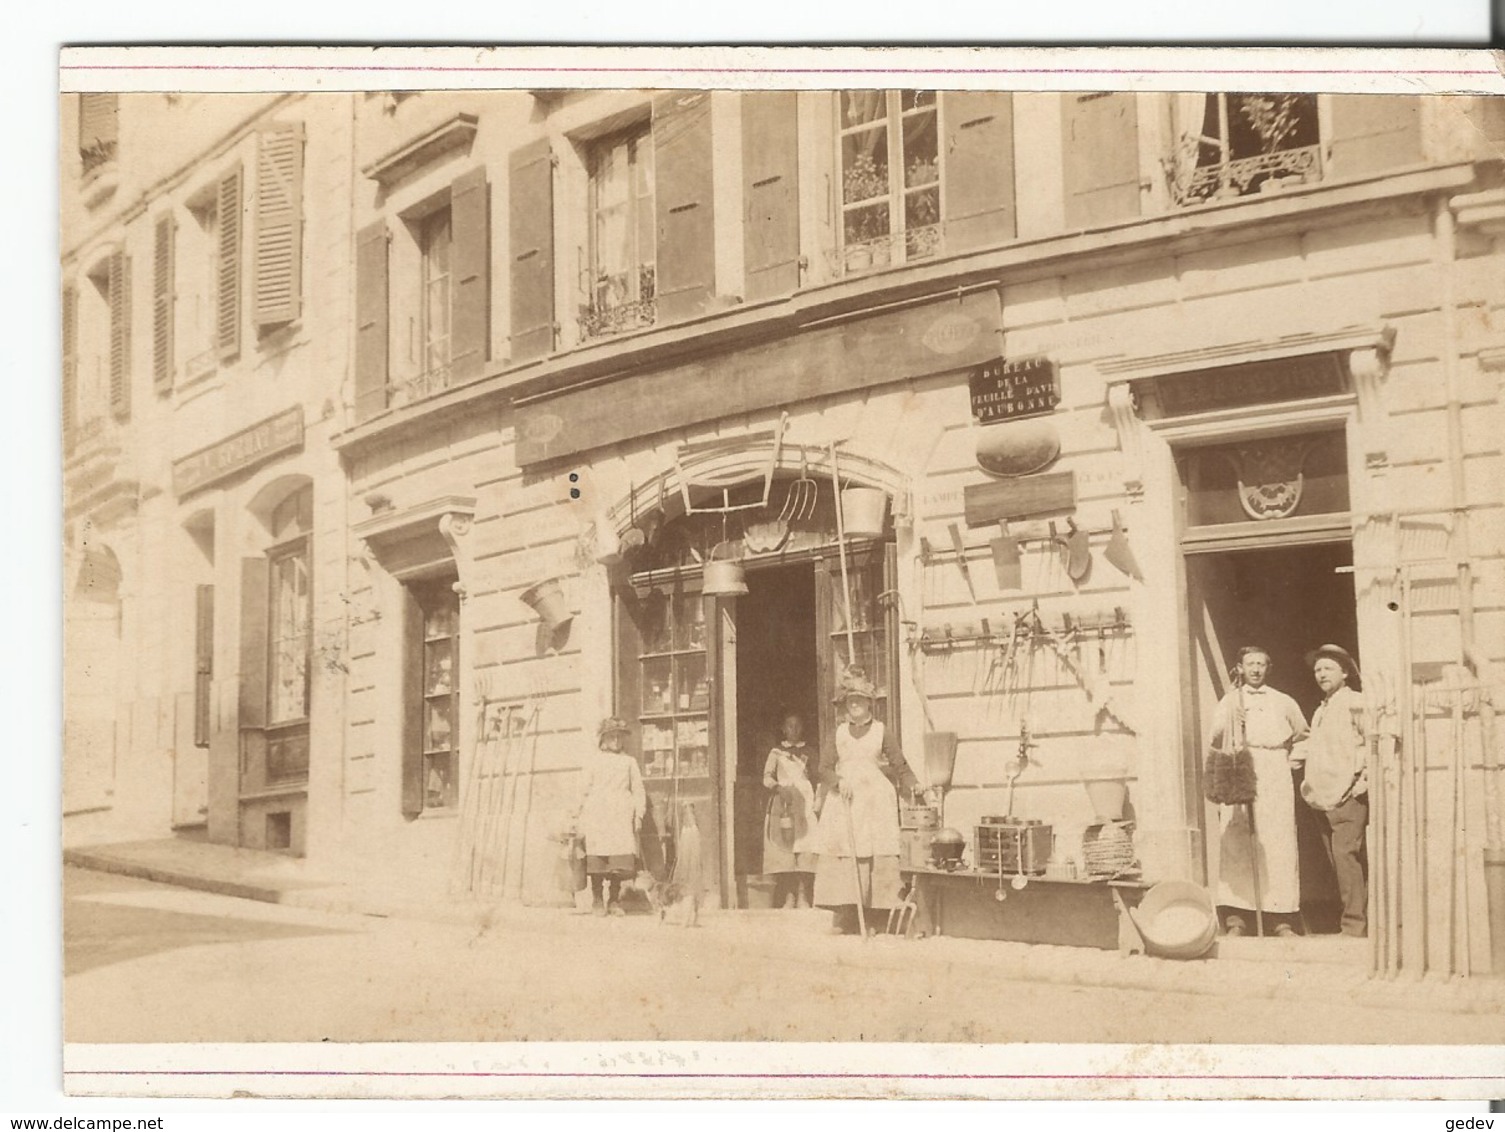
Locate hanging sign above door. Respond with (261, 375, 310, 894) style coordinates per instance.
(969, 356, 1060, 424)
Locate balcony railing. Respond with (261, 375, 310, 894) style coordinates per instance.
(1169, 144, 1322, 207)
(579, 298, 658, 342)
(825, 224, 944, 278)
(393, 363, 454, 406)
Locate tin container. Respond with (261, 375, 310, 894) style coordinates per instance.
(975, 817, 1052, 876)
(899, 803, 940, 831)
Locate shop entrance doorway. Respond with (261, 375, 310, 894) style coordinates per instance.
(731, 563, 821, 906)
(1186, 540, 1359, 935)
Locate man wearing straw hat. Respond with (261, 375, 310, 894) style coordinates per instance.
(812, 668, 921, 935)
(1297, 644, 1369, 938)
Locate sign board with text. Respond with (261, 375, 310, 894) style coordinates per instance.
(173, 407, 305, 498)
(969, 356, 1060, 424)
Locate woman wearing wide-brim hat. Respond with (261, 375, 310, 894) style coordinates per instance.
(1297, 643, 1370, 937)
(811, 668, 920, 935)
(569, 716, 646, 916)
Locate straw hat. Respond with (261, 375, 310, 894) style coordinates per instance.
(832, 667, 880, 704)
(596, 716, 632, 742)
(1305, 644, 1361, 686)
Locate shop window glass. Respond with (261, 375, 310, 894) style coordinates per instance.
(413, 580, 460, 810)
(1181, 430, 1350, 528)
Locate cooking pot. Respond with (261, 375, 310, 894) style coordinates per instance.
(930, 827, 967, 870)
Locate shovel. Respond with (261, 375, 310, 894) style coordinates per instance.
(948, 522, 978, 605)
(990, 521, 1022, 591)
(1103, 509, 1144, 582)
(1064, 518, 1092, 584)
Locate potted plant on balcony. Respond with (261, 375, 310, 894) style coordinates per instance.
(841, 153, 891, 272)
(1240, 94, 1310, 192)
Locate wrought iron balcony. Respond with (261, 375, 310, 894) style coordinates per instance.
(578, 298, 658, 342)
(825, 224, 944, 278)
(1169, 144, 1322, 207)
(394, 363, 454, 406)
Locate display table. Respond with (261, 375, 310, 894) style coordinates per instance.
(900, 866, 1150, 955)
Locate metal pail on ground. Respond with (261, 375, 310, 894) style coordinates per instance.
(1131, 879, 1217, 960)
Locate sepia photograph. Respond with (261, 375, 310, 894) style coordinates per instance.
(55, 46, 1505, 1100)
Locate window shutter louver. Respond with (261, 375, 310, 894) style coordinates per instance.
(195, 583, 215, 748)
(942, 91, 1017, 253)
(253, 124, 305, 330)
(239, 557, 270, 731)
(152, 214, 176, 392)
(78, 94, 119, 154)
(216, 165, 243, 360)
(62, 285, 78, 441)
(653, 90, 717, 322)
(1062, 93, 1142, 229)
(1326, 95, 1425, 181)
(108, 251, 131, 420)
(741, 91, 801, 302)
(508, 139, 555, 362)
(353, 220, 390, 422)
(449, 166, 490, 382)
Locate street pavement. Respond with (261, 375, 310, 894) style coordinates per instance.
(64, 867, 1505, 1046)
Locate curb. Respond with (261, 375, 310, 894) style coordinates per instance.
(67, 853, 1505, 1018)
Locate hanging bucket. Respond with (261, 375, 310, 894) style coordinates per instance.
(520, 578, 572, 633)
(702, 542, 748, 597)
(594, 520, 623, 566)
(1084, 778, 1129, 823)
(840, 487, 889, 538)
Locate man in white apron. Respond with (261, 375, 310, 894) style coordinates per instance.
(1209, 646, 1310, 937)
(812, 669, 920, 935)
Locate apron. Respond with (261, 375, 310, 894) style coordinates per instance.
(1216, 744, 1302, 913)
(763, 747, 819, 872)
(578, 751, 643, 859)
(816, 721, 901, 858)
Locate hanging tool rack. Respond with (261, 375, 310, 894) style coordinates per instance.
(918, 526, 1113, 565)
(910, 605, 1132, 655)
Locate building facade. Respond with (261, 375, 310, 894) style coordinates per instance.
(62, 92, 355, 855)
(66, 87, 1505, 977)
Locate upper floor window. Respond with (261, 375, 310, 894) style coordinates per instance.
(79, 94, 119, 177)
(1168, 93, 1321, 206)
(837, 91, 941, 273)
(419, 205, 453, 389)
(581, 124, 656, 340)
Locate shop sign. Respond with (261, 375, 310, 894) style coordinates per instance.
(969, 356, 1060, 424)
(173, 407, 304, 498)
(1144, 355, 1345, 419)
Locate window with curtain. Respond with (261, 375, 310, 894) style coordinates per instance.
(582, 123, 656, 339)
(1167, 93, 1321, 206)
(837, 91, 940, 274)
(419, 206, 453, 388)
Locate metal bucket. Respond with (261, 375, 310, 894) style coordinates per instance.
(702, 542, 748, 597)
(1131, 879, 1217, 960)
(840, 487, 888, 539)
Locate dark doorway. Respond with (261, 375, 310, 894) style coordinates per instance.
(1188, 540, 1359, 934)
(732, 563, 819, 904)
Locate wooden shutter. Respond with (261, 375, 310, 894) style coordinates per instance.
(253, 123, 305, 330)
(742, 91, 801, 302)
(943, 91, 1017, 253)
(152, 214, 176, 392)
(508, 139, 555, 362)
(107, 251, 131, 421)
(353, 220, 390, 422)
(62, 284, 77, 440)
(400, 587, 425, 817)
(78, 94, 119, 150)
(195, 583, 214, 748)
(1062, 92, 1142, 229)
(1327, 95, 1425, 181)
(216, 165, 243, 360)
(654, 90, 717, 322)
(450, 166, 490, 382)
(238, 557, 269, 730)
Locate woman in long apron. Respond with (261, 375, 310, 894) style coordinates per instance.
(571, 716, 646, 916)
(812, 670, 920, 935)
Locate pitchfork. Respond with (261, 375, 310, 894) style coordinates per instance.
(777, 447, 818, 523)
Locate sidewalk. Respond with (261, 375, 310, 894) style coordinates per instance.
(64, 836, 1505, 1019)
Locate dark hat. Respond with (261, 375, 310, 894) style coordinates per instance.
(1306, 644, 1360, 682)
